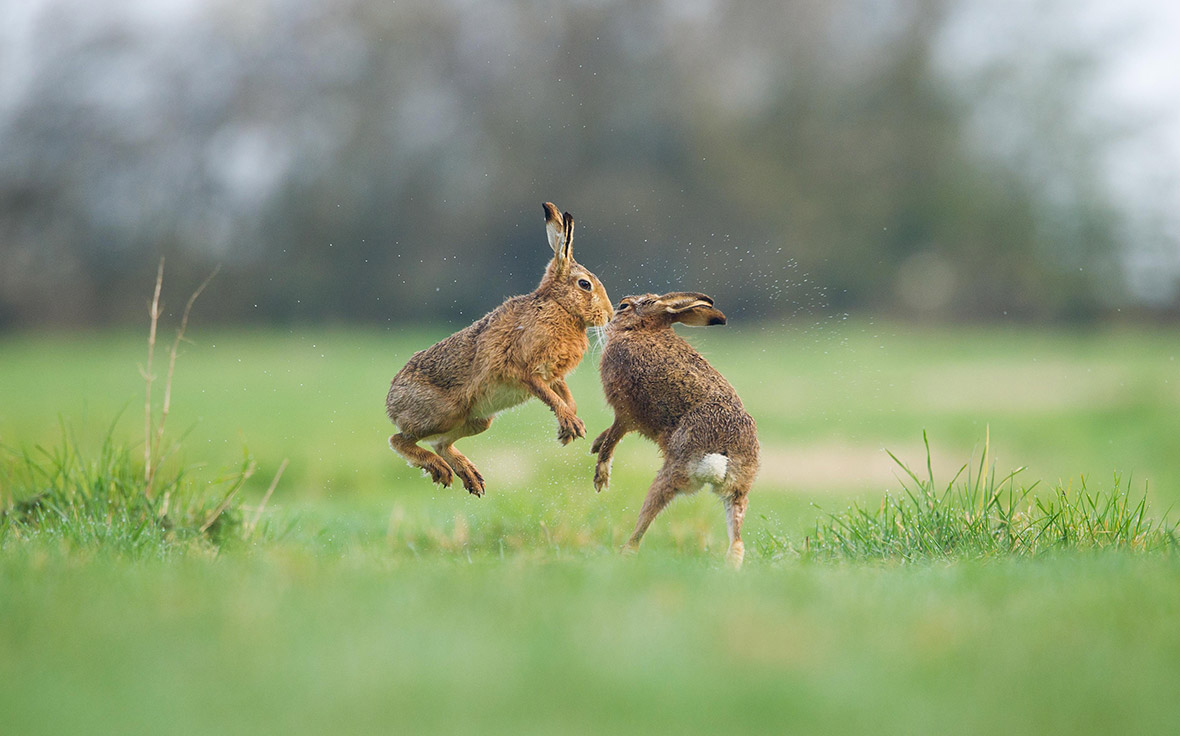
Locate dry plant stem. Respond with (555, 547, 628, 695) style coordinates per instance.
(200, 462, 256, 534)
(143, 258, 164, 486)
(247, 458, 288, 536)
(146, 265, 220, 496)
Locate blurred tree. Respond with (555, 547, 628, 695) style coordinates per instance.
(0, 0, 1162, 328)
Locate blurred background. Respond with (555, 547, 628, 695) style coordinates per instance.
(3, 0, 1180, 330)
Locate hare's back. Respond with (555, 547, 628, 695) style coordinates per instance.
(602, 333, 737, 425)
(396, 319, 485, 390)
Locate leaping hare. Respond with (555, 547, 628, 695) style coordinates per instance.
(592, 292, 759, 566)
(387, 202, 612, 497)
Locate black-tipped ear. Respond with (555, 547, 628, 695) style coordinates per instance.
(562, 212, 574, 260)
(658, 292, 725, 327)
(672, 306, 727, 327)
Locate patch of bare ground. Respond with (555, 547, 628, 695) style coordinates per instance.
(757, 440, 968, 493)
(478, 440, 976, 496)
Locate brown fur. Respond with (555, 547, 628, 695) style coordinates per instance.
(387, 202, 612, 496)
(592, 292, 759, 566)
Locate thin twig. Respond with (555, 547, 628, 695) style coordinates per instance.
(147, 265, 219, 497)
(247, 458, 288, 537)
(143, 258, 164, 485)
(200, 461, 257, 534)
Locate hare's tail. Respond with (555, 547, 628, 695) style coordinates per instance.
(692, 453, 729, 485)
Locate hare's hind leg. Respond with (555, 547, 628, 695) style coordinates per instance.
(625, 464, 688, 554)
(721, 490, 750, 568)
(388, 379, 466, 489)
(719, 454, 757, 568)
(433, 417, 493, 497)
(389, 433, 454, 488)
(435, 444, 483, 497)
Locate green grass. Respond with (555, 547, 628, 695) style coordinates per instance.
(3, 552, 1179, 735)
(0, 426, 257, 557)
(775, 433, 1178, 561)
(2, 322, 1180, 734)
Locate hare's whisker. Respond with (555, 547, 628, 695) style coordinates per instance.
(588, 325, 608, 354)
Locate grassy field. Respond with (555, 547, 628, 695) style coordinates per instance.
(2, 321, 1179, 734)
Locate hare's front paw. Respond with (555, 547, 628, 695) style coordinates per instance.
(557, 411, 587, 445)
(591, 431, 608, 454)
(593, 460, 611, 492)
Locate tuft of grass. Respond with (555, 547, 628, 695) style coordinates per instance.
(0, 426, 256, 556)
(0, 261, 272, 556)
(759, 431, 1179, 562)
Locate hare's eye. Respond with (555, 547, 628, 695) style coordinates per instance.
(577, 278, 592, 291)
(616, 302, 629, 311)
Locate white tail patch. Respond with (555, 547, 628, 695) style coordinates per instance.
(692, 453, 729, 485)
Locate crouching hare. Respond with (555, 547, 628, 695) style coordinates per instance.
(387, 202, 612, 497)
(593, 292, 759, 566)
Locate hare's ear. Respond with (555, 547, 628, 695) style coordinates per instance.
(561, 211, 574, 261)
(660, 292, 727, 327)
(543, 202, 573, 264)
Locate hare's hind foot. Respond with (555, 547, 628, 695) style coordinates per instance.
(726, 540, 745, 569)
(389, 434, 454, 488)
(447, 461, 486, 497)
(422, 457, 454, 488)
(434, 443, 486, 498)
(457, 466, 485, 497)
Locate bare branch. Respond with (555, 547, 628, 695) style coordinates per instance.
(147, 265, 220, 496)
(200, 460, 257, 534)
(247, 458, 288, 537)
(144, 258, 164, 485)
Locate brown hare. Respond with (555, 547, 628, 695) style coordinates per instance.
(593, 292, 759, 566)
(386, 202, 612, 497)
